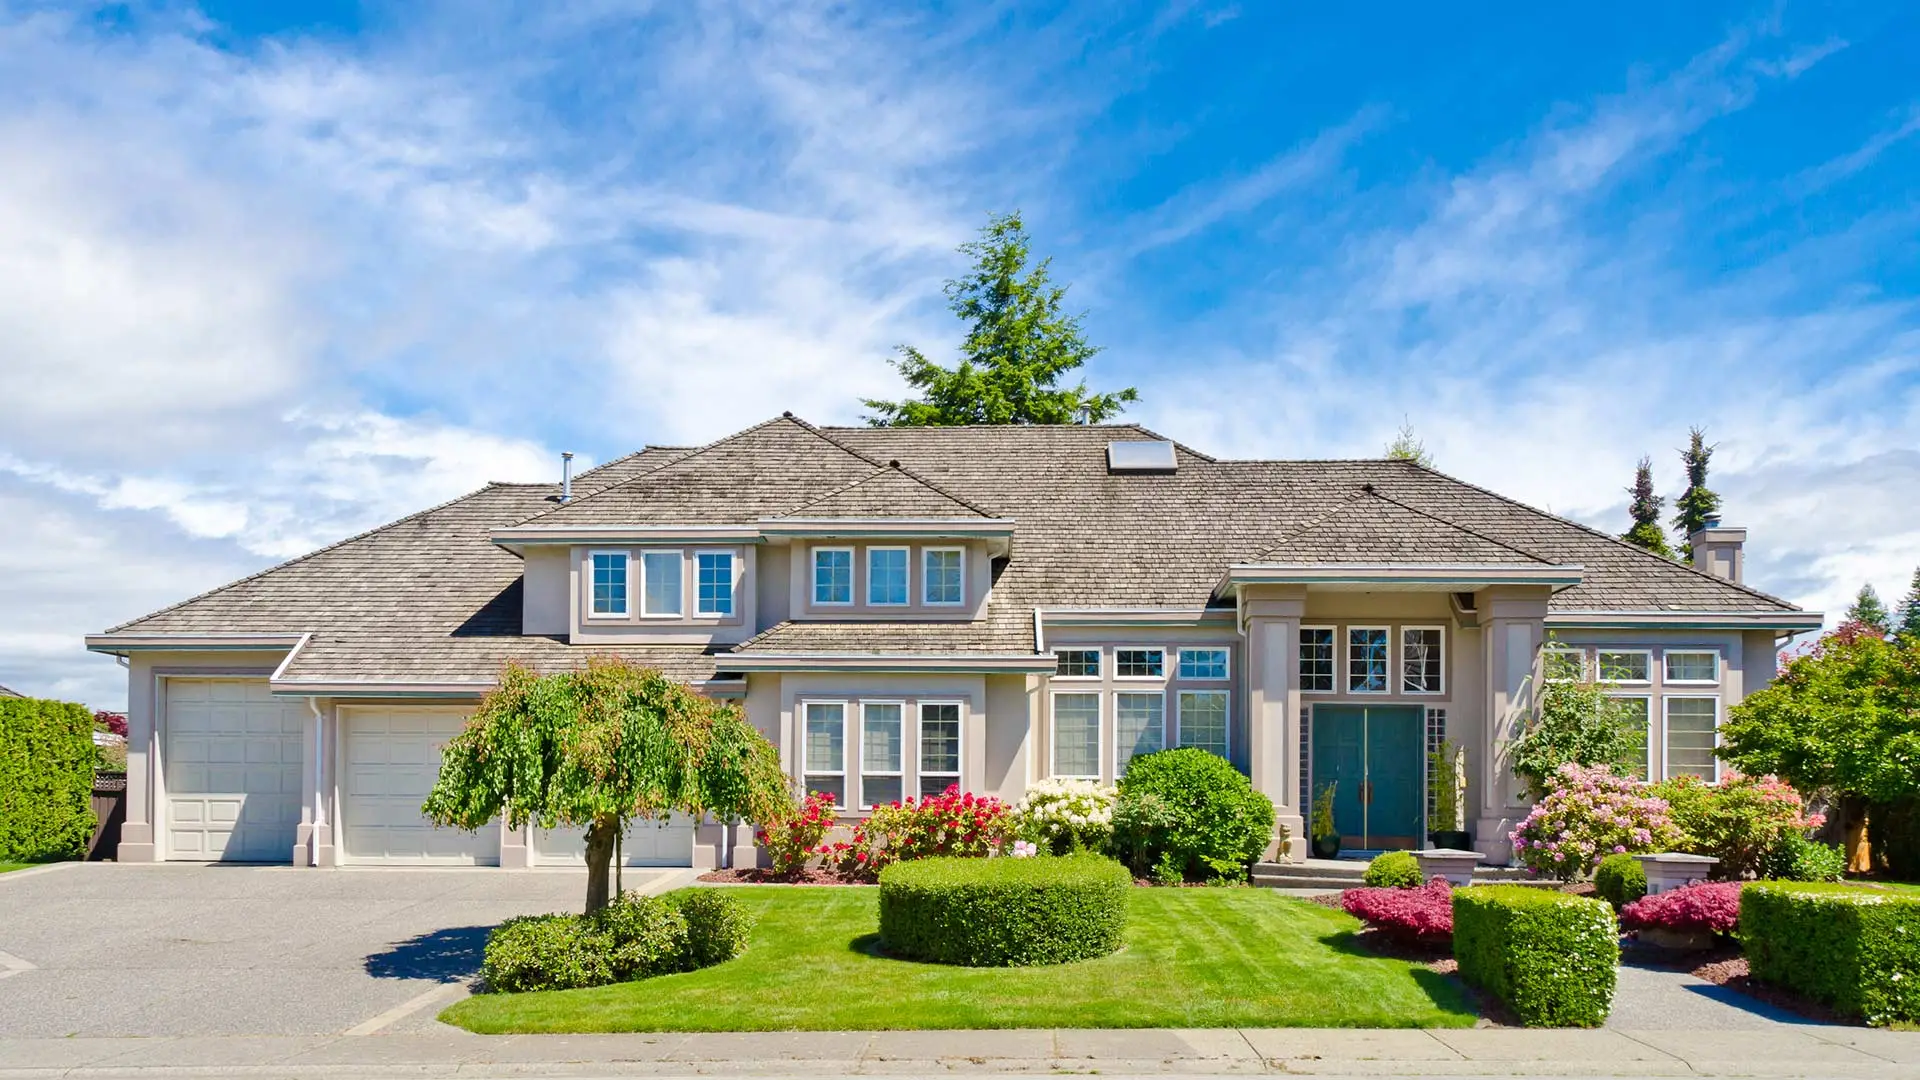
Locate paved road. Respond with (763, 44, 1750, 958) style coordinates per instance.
(0, 863, 688, 1038)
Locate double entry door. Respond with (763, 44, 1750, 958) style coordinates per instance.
(1310, 704, 1424, 851)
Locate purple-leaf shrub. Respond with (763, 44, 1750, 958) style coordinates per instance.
(1510, 763, 1684, 880)
(1340, 876, 1454, 941)
(1619, 881, 1743, 935)
(93, 710, 128, 738)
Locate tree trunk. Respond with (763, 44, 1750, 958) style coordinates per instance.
(584, 813, 619, 914)
(1840, 795, 1873, 874)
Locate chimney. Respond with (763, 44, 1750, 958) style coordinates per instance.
(560, 451, 575, 502)
(1689, 513, 1746, 583)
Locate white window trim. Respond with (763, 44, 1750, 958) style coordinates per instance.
(1299, 625, 1337, 695)
(1112, 689, 1167, 777)
(1175, 688, 1232, 758)
(1542, 645, 1587, 682)
(858, 700, 906, 810)
(586, 549, 630, 619)
(811, 546, 855, 607)
(916, 699, 966, 797)
(1052, 647, 1103, 681)
(1113, 646, 1167, 681)
(692, 549, 737, 619)
(1663, 694, 1722, 783)
(1048, 688, 1104, 781)
(800, 699, 850, 807)
(1400, 625, 1446, 695)
(1608, 693, 1654, 781)
(1597, 648, 1654, 685)
(866, 545, 911, 607)
(638, 549, 686, 619)
(1176, 647, 1232, 682)
(1663, 649, 1722, 686)
(922, 546, 967, 607)
(1346, 626, 1392, 695)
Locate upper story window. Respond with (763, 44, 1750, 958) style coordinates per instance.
(1664, 651, 1719, 684)
(1054, 649, 1101, 678)
(1178, 648, 1229, 680)
(1543, 647, 1587, 682)
(1401, 627, 1444, 694)
(1115, 648, 1165, 679)
(1598, 650, 1652, 684)
(641, 551, 683, 617)
(868, 547, 909, 606)
(695, 552, 734, 617)
(1299, 627, 1335, 693)
(923, 548, 965, 606)
(589, 551, 628, 617)
(1347, 627, 1389, 693)
(812, 548, 853, 605)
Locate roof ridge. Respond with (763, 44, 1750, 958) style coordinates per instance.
(782, 419, 1004, 517)
(1256, 488, 1370, 559)
(570, 445, 694, 483)
(826, 421, 1220, 464)
(1363, 487, 1559, 565)
(771, 462, 992, 519)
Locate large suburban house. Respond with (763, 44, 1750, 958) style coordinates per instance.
(86, 414, 1821, 870)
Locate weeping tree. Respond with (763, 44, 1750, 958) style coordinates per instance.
(423, 658, 793, 913)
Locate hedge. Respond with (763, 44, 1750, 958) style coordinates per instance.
(1593, 853, 1647, 908)
(1363, 850, 1424, 889)
(479, 888, 753, 993)
(1453, 885, 1618, 1027)
(0, 697, 97, 862)
(878, 853, 1129, 966)
(1740, 882, 1920, 1026)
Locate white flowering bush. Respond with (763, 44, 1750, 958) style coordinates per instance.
(1012, 779, 1118, 855)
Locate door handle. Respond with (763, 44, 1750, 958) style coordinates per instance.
(1360, 781, 1372, 805)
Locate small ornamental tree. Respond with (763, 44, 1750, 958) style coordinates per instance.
(423, 659, 792, 913)
(1846, 584, 1894, 636)
(1509, 678, 1644, 798)
(1620, 456, 1673, 557)
(1670, 426, 1721, 560)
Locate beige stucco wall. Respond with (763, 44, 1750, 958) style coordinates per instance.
(569, 544, 758, 645)
(983, 673, 1036, 803)
(786, 540, 992, 621)
(1038, 622, 1246, 777)
(522, 548, 571, 636)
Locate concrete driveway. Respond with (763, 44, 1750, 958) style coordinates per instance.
(0, 863, 688, 1037)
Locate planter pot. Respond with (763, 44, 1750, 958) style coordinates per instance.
(1310, 835, 1341, 859)
(1639, 926, 1717, 952)
(1429, 830, 1470, 851)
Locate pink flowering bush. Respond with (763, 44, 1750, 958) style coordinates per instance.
(1619, 881, 1743, 936)
(822, 786, 1012, 879)
(1510, 764, 1684, 880)
(1648, 773, 1824, 879)
(1340, 876, 1454, 942)
(756, 791, 838, 874)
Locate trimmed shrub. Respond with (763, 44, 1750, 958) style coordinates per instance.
(1363, 850, 1424, 889)
(1111, 748, 1274, 883)
(1620, 881, 1742, 936)
(666, 888, 753, 968)
(1593, 853, 1647, 909)
(479, 888, 750, 993)
(1341, 877, 1453, 942)
(1651, 774, 1822, 880)
(1741, 882, 1920, 1026)
(1760, 832, 1846, 883)
(1453, 885, 1619, 1027)
(878, 852, 1129, 966)
(0, 697, 96, 862)
(1509, 764, 1682, 880)
(1012, 778, 1117, 855)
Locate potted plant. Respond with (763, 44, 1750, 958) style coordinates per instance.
(1427, 740, 1471, 850)
(1310, 781, 1340, 859)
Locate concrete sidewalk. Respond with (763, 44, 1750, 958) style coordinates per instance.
(1, 1026, 1916, 1078)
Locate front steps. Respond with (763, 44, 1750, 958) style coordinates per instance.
(1251, 857, 1545, 891)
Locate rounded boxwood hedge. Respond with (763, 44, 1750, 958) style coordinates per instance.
(878, 853, 1130, 967)
(1363, 850, 1424, 888)
(1594, 853, 1647, 908)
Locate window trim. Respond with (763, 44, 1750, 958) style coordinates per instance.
(586, 549, 631, 620)
(916, 699, 965, 798)
(1663, 649, 1721, 686)
(1175, 688, 1232, 759)
(800, 699, 849, 808)
(1400, 625, 1446, 695)
(1663, 693, 1722, 783)
(1608, 693, 1654, 782)
(921, 546, 967, 607)
(692, 549, 736, 619)
(866, 545, 911, 607)
(1597, 648, 1654, 685)
(857, 699, 906, 810)
(1299, 625, 1336, 695)
(810, 546, 855, 607)
(1176, 647, 1231, 682)
(1345, 625, 1392, 695)
(1048, 688, 1104, 781)
(1112, 689, 1167, 778)
(1542, 645, 1588, 683)
(1113, 646, 1167, 681)
(638, 549, 685, 619)
(1052, 647, 1103, 681)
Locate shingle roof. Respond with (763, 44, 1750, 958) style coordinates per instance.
(774, 462, 996, 519)
(0, 683, 20, 698)
(1257, 487, 1554, 565)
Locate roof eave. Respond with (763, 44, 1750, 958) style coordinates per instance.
(717, 653, 1055, 674)
(85, 633, 308, 656)
(490, 524, 768, 553)
(266, 675, 747, 700)
(1545, 610, 1823, 632)
(1217, 563, 1586, 595)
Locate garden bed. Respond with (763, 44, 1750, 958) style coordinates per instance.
(698, 867, 875, 886)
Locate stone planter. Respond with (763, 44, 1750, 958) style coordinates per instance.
(1632, 852, 1718, 895)
(1639, 926, 1717, 951)
(1415, 848, 1482, 886)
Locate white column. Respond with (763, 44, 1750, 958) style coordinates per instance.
(1244, 585, 1306, 862)
(116, 660, 158, 862)
(1476, 586, 1550, 864)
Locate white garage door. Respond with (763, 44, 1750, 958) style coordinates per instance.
(341, 708, 499, 866)
(532, 816, 696, 868)
(164, 678, 303, 862)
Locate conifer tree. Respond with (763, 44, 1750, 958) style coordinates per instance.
(1895, 567, 1920, 644)
(1671, 427, 1722, 561)
(1384, 418, 1434, 467)
(1620, 456, 1673, 557)
(1845, 584, 1894, 635)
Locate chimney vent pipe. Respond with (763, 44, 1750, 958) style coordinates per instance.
(561, 452, 575, 502)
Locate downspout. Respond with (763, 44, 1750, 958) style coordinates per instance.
(307, 697, 326, 868)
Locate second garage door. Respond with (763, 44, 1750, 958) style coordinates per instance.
(340, 707, 499, 865)
(164, 678, 303, 862)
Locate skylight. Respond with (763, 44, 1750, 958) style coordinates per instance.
(1107, 440, 1178, 474)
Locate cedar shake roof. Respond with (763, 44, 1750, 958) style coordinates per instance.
(103, 414, 1804, 683)
(0, 683, 20, 697)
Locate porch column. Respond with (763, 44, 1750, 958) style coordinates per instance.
(1476, 585, 1550, 864)
(117, 660, 158, 862)
(1244, 585, 1306, 862)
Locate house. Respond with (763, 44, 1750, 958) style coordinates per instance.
(0, 683, 20, 697)
(86, 414, 1821, 869)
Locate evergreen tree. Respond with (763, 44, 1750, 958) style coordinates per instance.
(863, 212, 1137, 426)
(1895, 567, 1920, 644)
(1620, 456, 1673, 557)
(1384, 418, 1434, 467)
(1845, 584, 1894, 635)
(1671, 426, 1722, 561)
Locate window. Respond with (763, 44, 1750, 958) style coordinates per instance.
(868, 547, 909, 606)
(918, 702, 961, 798)
(923, 548, 964, 606)
(1299, 627, 1335, 692)
(695, 552, 734, 617)
(1598, 650, 1652, 683)
(589, 551, 628, 617)
(1612, 696, 1652, 781)
(1115, 648, 1165, 679)
(1543, 647, 1586, 682)
(1401, 627, 1444, 694)
(802, 702, 846, 807)
(1177, 648, 1229, 680)
(1051, 692, 1101, 779)
(1347, 627, 1389, 693)
(1114, 692, 1164, 776)
(812, 548, 852, 605)
(1177, 690, 1229, 758)
(860, 702, 903, 808)
(641, 551, 683, 617)
(1665, 651, 1719, 684)
(1054, 649, 1101, 678)
(1665, 697, 1719, 781)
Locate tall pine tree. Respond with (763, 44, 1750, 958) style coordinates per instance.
(1671, 427, 1722, 561)
(1895, 567, 1920, 643)
(1384, 418, 1434, 467)
(1621, 456, 1673, 557)
(1844, 584, 1893, 635)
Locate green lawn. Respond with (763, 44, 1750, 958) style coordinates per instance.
(443, 886, 1476, 1033)
(0, 863, 33, 874)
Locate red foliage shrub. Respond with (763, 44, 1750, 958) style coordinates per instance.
(93, 710, 128, 738)
(1619, 881, 1743, 935)
(1340, 876, 1454, 941)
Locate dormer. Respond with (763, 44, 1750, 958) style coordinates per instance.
(491, 524, 764, 644)
(758, 519, 1013, 622)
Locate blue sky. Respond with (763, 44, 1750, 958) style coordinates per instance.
(3, 1, 1918, 707)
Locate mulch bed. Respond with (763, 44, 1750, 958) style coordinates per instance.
(698, 867, 875, 885)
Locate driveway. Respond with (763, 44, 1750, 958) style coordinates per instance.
(0, 863, 686, 1037)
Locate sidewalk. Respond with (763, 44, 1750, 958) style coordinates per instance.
(2, 1026, 1916, 1078)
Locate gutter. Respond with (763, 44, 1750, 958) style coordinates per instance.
(1216, 562, 1585, 594)
(1035, 606, 1235, 626)
(85, 633, 308, 655)
(1544, 610, 1824, 632)
(716, 653, 1058, 675)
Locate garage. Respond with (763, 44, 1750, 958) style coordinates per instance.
(340, 706, 499, 865)
(163, 678, 304, 862)
(532, 816, 696, 868)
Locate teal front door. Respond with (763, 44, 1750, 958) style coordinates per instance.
(1310, 705, 1424, 850)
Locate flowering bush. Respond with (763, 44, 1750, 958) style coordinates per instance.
(1619, 881, 1743, 936)
(823, 786, 1012, 879)
(1510, 764, 1684, 880)
(1649, 773, 1823, 879)
(1341, 876, 1454, 942)
(92, 710, 128, 738)
(1011, 778, 1117, 854)
(756, 791, 837, 874)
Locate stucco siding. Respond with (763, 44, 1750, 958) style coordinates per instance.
(521, 548, 570, 636)
(983, 673, 1035, 802)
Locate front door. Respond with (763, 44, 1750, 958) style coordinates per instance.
(1310, 705, 1424, 850)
